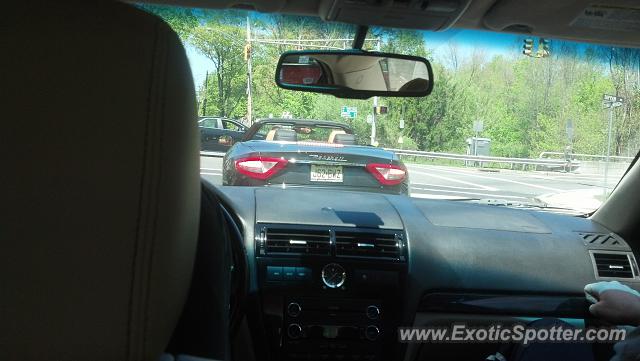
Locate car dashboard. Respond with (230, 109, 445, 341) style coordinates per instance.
(213, 185, 640, 361)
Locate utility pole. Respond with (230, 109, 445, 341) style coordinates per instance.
(371, 97, 377, 146)
(471, 119, 484, 160)
(371, 38, 381, 146)
(399, 104, 405, 150)
(604, 105, 614, 195)
(602, 94, 624, 197)
(474, 130, 478, 156)
(201, 71, 208, 116)
(245, 17, 253, 125)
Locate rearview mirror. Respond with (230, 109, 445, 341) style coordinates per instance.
(275, 50, 433, 99)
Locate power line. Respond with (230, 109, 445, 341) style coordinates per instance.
(253, 38, 379, 42)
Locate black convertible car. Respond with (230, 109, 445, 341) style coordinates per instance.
(222, 119, 409, 194)
(199, 117, 248, 153)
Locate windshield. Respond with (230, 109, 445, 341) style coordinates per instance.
(144, 5, 640, 215)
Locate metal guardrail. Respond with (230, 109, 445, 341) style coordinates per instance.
(384, 148, 579, 169)
(199, 148, 584, 170)
(539, 151, 633, 162)
(200, 151, 226, 158)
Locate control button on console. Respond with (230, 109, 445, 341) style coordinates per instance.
(366, 305, 380, 320)
(266, 266, 282, 281)
(283, 267, 296, 281)
(365, 325, 380, 341)
(287, 302, 302, 317)
(287, 323, 303, 339)
(295, 267, 312, 281)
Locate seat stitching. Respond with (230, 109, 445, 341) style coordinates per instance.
(142, 22, 170, 359)
(129, 18, 160, 361)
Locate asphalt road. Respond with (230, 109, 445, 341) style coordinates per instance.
(200, 156, 624, 212)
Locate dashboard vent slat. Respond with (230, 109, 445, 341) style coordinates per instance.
(591, 252, 635, 279)
(335, 231, 402, 260)
(265, 228, 330, 255)
(579, 232, 626, 248)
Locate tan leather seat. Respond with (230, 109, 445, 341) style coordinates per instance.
(2, 2, 200, 360)
(265, 128, 278, 141)
(328, 130, 347, 143)
(273, 128, 298, 142)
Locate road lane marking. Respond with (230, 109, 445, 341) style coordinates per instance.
(410, 182, 500, 191)
(201, 172, 221, 176)
(410, 193, 471, 200)
(200, 168, 222, 171)
(529, 173, 620, 184)
(411, 187, 528, 199)
(408, 169, 498, 191)
(409, 165, 563, 192)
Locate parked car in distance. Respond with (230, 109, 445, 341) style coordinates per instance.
(199, 117, 248, 153)
(222, 118, 409, 195)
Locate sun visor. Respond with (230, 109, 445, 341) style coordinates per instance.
(483, 0, 640, 48)
(320, 0, 472, 31)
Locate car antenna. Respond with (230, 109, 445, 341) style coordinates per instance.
(352, 25, 369, 50)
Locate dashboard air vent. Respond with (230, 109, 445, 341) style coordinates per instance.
(580, 232, 626, 248)
(591, 251, 636, 279)
(335, 230, 403, 260)
(264, 228, 330, 255)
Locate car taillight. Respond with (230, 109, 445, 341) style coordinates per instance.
(235, 156, 288, 180)
(366, 163, 406, 186)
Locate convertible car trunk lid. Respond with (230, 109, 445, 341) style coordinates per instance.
(242, 140, 398, 164)
(241, 140, 405, 193)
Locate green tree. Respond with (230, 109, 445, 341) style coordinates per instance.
(140, 5, 198, 39)
(190, 13, 247, 117)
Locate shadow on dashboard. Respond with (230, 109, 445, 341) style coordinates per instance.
(334, 210, 385, 228)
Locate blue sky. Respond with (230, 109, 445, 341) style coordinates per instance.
(185, 45, 211, 90)
(423, 28, 520, 59)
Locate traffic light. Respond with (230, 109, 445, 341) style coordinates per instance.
(374, 105, 388, 115)
(243, 44, 252, 61)
(522, 38, 534, 56)
(539, 38, 551, 58)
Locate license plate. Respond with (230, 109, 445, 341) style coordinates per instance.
(310, 165, 343, 183)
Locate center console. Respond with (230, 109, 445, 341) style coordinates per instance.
(255, 223, 407, 361)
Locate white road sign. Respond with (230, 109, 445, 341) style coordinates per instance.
(603, 94, 624, 108)
(566, 119, 574, 140)
(366, 114, 373, 124)
(473, 120, 484, 132)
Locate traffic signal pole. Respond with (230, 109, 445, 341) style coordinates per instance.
(602, 94, 624, 197)
(370, 39, 381, 146)
(246, 17, 253, 125)
(604, 106, 614, 195)
(371, 96, 377, 146)
(202, 71, 208, 116)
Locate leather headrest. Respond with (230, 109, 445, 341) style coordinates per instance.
(333, 133, 356, 145)
(2, 2, 200, 360)
(398, 78, 430, 92)
(265, 128, 278, 141)
(273, 129, 298, 142)
(328, 130, 346, 143)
